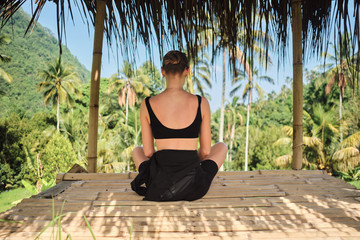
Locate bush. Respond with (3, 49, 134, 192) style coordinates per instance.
(39, 132, 77, 182)
(0, 114, 28, 191)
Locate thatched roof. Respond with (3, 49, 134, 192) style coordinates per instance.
(1, 0, 359, 69)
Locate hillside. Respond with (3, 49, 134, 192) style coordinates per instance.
(0, 8, 90, 116)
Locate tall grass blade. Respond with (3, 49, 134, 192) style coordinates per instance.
(58, 199, 66, 240)
(0, 219, 25, 224)
(129, 220, 133, 240)
(83, 214, 96, 240)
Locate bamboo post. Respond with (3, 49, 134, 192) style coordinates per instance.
(291, 0, 303, 170)
(87, 0, 106, 173)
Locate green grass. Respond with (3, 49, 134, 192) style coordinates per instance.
(0, 187, 33, 213)
(348, 180, 360, 189)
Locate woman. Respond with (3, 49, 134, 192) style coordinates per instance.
(131, 50, 227, 201)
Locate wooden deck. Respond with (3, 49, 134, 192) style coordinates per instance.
(1, 170, 360, 239)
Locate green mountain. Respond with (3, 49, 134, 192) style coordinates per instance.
(0, 8, 90, 117)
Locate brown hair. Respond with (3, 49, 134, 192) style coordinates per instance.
(162, 50, 189, 74)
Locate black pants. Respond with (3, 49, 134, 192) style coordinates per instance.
(181, 159, 219, 201)
(134, 150, 219, 201)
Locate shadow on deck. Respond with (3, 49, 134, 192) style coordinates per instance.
(1, 170, 360, 240)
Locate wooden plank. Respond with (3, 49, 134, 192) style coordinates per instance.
(30, 180, 78, 199)
(10, 205, 359, 218)
(203, 191, 286, 198)
(276, 183, 358, 189)
(283, 191, 360, 198)
(60, 187, 280, 195)
(56, 173, 131, 182)
(2, 225, 360, 240)
(259, 169, 326, 175)
(1, 214, 358, 228)
(60, 187, 283, 194)
(2, 210, 359, 225)
(47, 215, 358, 226)
(90, 198, 271, 207)
(10, 202, 272, 213)
(0, 215, 358, 232)
(2, 218, 360, 235)
(55, 170, 327, 182)
(68, 183, 279, 190)
(95, 190, 285, 196)
(215, 173, 327, 178)
(270, 201, 360, 209)
(265, 196, 360, 204)
(2, 230, 348, 240)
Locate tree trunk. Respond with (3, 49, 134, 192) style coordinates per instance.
(229, 122, 235, 164)
(56, 95, 60, 132)
(244, 94, 250, 171)
(87, 0, 106, 173)
(218, 48, 226, 171)
(219, 49, 226, 143)
(339, 90, 343, 142)
(291, 0, 303, 170)
(125, 84, 129, 126)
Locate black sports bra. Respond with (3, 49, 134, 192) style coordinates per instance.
(145, 95, 202, 139)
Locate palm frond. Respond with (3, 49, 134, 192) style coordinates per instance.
(274, 154, 292, 167)
(281, 126, 293, 137)
(339, 132, 360, 149)
(274, 137, 292, 146)
(0, 68, 13, 83)
(1, 0, 359, 73)
(332, 147, 360, 162)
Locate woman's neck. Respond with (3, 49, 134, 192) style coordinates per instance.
(165, 87, 184, 91)
(165, 79, 184, 91)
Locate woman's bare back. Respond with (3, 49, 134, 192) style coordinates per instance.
(147, 90, 201, 150)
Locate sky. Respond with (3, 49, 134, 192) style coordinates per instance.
(20, 2, 353, 112)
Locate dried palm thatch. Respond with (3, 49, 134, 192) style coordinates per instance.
(0, 0, 359, 72)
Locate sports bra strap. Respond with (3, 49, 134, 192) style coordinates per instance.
(145, 97, 155, 120)
(197, 94, 201, 112)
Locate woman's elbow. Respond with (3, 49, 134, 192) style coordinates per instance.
(144, 149, 155, 158)
(199, 149, 210, 159)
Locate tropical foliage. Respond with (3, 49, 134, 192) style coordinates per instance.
(37, 58, 82, 131)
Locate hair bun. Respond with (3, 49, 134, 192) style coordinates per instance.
(169, 57, 181, 65)
(162, 50, 189, 74)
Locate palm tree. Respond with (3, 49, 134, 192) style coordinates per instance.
(139, 61, 164, 95)
(312, 104, 339, 161)
(274, 125, 324, 170)
(332, 132, 360, 172)
(274, 106, 355, 173)
(37, 58, 81, 132)
(320, 34, 358, 142)
(231, 63, 274, 171)
(185, 53, 212, 96)
(224, 96, 243, 168)
(0, 34, 12, 96)
(203, 11, 273, 162)
(108, 61, 151, 125)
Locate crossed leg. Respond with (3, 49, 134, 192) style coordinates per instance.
(203, 142, 228, 169)
(132, 142, 228, 171)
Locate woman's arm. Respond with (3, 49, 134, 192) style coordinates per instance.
(140, 98, 155, 158)
(198, 96, 211, 161)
